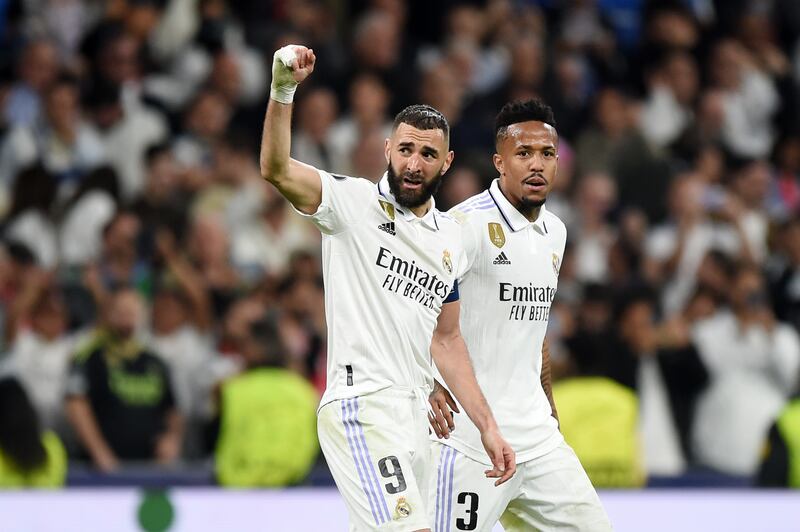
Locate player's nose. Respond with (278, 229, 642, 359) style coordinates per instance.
(406, 153, 423, 172)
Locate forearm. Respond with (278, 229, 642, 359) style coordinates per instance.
(66, 397, 115, 461)
(259, 99, 293, 184)
(540, 339, 559, 423)
(162, 409, 185, 440)
(431, 333, 496, 433)
(165, 254, 212, 330)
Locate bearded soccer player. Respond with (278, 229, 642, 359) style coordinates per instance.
(428, 100, 612, 531)
(260, 45, 515, 531)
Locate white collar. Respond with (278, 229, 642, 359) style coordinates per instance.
(488, 179, 548, 235)
(377, 173, 440, 231)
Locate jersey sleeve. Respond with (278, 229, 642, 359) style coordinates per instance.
(291, 169, 373, 235)
(454, 214, 479, 281)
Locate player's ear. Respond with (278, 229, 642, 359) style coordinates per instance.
(441, 150, 455, 175)
(493, 153, 504, 176)
(384, 138, 391, 163)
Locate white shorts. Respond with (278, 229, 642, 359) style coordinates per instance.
(318, 388, 432, 531)
(429, 440, 612, 532)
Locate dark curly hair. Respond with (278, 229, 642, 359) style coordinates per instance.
(494, 99, 556, 147)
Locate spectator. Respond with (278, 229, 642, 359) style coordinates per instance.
(692, 264, 800, 476)
(0, 74, 105, 199)
(65, 288, 183, 470)
(758, 393, 800, 488)
(2, 39, 59, 128)
(709, 39, 779, 159)
(129, 143, 190, 242)
(172, 89, 232, 187)
(87, 210, 151, 301)
(571, 172, 617, 284)
(3, 164, 58, 268)
(553, 349, 645, 488)
(328, 73, 392, 175)
(639, 51, 699, 150)
(612, 287, 709, 478)
(0, 377, 67, 488)
(58, 166, 120, 267)
(645, 174, 752, 314)
(289, 86, 340, 172)
(215, 315, 319, 487)
(82, 79, 168, 200)
(1, 274, 81, 437)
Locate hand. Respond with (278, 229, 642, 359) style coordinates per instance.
(270, 45, 316, 104)
(155, 433, 181, 464)
(656, 316, 690, 349)
(428, 380, 459, 439)
(94, 448, 120, 473)
(480, 428, 516, 486)
(155, 229, 177, 259)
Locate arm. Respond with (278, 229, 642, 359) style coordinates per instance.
(259, 45, 323, 215)
(431, 301, 515, 485)
(4, 268, 48, 344)
(540, 338, 559, 425)
(156, 230, 212, 331)
(155, 409, 185, 464)
(65, 396, 119, 472)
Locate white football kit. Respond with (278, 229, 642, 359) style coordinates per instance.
(430, 180, 611, 532)
(298, 169, 463, 531)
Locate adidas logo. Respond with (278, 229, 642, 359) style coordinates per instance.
(493, 252, 511, 265)
(378, 222, 396, 235)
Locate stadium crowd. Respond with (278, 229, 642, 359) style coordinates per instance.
(1, 0, 800, 489)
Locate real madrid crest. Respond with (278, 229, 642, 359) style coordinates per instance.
(552, 253, 561, 275)
(379, 199, 396, 221)
(442, 250, 453, 274)
(488, 222, 506, 248)
(394, 497, 412, 519)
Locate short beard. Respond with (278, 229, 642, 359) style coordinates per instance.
(520, 196, 546, 215)
(387, 162, 444, 209)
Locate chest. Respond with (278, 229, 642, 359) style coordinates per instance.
(472, 222, 561, 286)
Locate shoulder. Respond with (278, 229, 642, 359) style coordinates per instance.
(322, 170, 378, 194)
(72, 331, 107, 365)
(448, 190, 495, 225)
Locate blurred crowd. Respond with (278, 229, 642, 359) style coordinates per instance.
(0, 0, 800, 488)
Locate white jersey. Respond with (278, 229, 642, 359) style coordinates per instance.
(295, 170, 463, 408)
(439, 179, 565, 465)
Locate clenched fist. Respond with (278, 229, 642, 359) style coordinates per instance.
(270, 45, 317, 104)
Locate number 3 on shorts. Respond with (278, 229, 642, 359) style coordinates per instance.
(456, 492, 479, 530)
(378, 456, 407, 494)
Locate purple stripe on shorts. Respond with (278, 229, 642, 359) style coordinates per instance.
(352, 398, 392, 523)
(341, 399, 381, 525)
(437, 446, 453, 532)
(445, 447, 458, 532)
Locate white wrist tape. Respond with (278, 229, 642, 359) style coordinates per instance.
(270, 45, 300, 104)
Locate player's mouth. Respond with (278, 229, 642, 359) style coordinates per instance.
(523, 175, 547, 192)
(402, 175, 424, 191)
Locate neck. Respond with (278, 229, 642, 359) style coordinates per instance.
(498, 182, 541, 222)
(409, 201, 431, 218)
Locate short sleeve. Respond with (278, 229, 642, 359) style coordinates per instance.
(291, 169, 374, 235)
(454, 215, 479, 281)
(65, 355, 91, 397)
